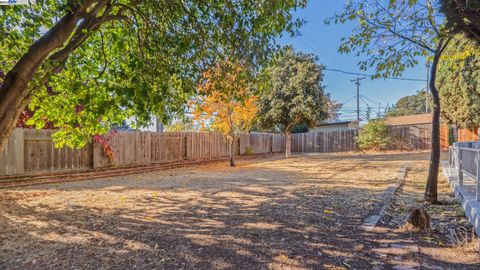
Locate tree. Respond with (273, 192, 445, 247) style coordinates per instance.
(387, 90, 431, 117)
(326, 93, 343, 121)
(356, 120, 390, 151)
(329, 0, 452, 203)
(259, 47, 329, 158)
(438, 35, 480, 128)
(441, 0, 480, 43)
(291, 123, 309, 133)
(290, 94, 341, 133)
(190, 61, 258, 167)
(0, 0, 306, 150)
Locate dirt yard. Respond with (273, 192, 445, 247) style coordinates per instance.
(0, 152, 478, 269)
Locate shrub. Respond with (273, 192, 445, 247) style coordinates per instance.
(356, 120, 390, 151)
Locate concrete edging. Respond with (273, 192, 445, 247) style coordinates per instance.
(361, 166, 408, 231)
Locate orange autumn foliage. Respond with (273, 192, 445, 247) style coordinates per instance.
(190, 61, 258, 138)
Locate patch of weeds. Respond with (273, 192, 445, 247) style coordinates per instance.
(411, 181, 425, 190)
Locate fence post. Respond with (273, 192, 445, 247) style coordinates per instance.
(270, 134, 273, 153)
(89, 142, 94, 169)
(476, 151, 480, 201)
(185, 132, 192, 160)
(1, 128, 25, 175)
(13, 128, 24, 174)
(448, 147, 452, 167)
(183, 133, 188, 160)
(458, 148, 463, 186)
(449, 146, 454, 176)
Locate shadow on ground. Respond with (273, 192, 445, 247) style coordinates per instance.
(0, 151, 477, 269)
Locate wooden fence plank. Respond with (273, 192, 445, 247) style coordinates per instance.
(0, 125, 430, 176)
(290, 124, 433, 154)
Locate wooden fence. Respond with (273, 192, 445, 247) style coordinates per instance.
(291, 129, 358, 153)
(458, 128, 479, 142)
(0, 124, 439, 176)
(239, 133, 286, 154)
(290, 124, 434, 154)
(0, 129, 94, 175)
(440, 124, 480, 150)
(388, 124, 432, 150)
(385, 123, 480, 150)
(0, 129, 286, 176)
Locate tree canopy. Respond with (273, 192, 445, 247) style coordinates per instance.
(327, 0, 446, 78)
(259, 47, 328, 133)
(441, 0, 480, 43)
(327, 0, 452, 203)
(190, 60, 258, 166)
(0, 0, 306, 149)
(387, 91, 431, 117)
(287, 94, 341, 134)
(438, 35, 480, 128)
(259, 46, 328, 157)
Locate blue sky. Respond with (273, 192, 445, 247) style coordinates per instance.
(277, 0, 428, 120)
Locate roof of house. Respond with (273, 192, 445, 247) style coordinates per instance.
(317, 120, 359, 127)
(385, 113, 432, 126)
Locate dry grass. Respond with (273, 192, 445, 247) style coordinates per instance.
(0, 151, 477, 269)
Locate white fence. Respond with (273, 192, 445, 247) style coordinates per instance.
(449, 141, 480, 201)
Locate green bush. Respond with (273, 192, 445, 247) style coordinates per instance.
(356, 120, 390, 151)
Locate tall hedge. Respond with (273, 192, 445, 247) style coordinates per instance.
(438, 35, 480, 129)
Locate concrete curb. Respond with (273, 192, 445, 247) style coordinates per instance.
(361, 166, 408, 231)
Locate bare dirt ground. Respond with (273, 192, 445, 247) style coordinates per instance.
(375, 152, 480, 269)
(0, 152, 478, 269)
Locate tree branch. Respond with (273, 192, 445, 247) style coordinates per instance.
(361, 14, 435, 52)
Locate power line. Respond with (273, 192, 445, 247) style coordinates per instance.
(324, 68, 427, 82)
(361, 96, 389, 118)
(298, 36, 415, 85)
(302, 35, 351, 67)
(360, 94, 382, 105)
(339, 95, 357, 105)
(359, 96, 371, 108)
(327, 85, 352, 93)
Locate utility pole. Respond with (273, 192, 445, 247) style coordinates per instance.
(426, 61, 430, 114)
(351, 77, 365, 121)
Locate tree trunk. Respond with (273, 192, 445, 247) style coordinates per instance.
(285, 132, 292, 158)
(425, 42, 444, 204)
(0, 2, 95, 153)
(228, 136, 235, 167)
(403, 207, 431, 232)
